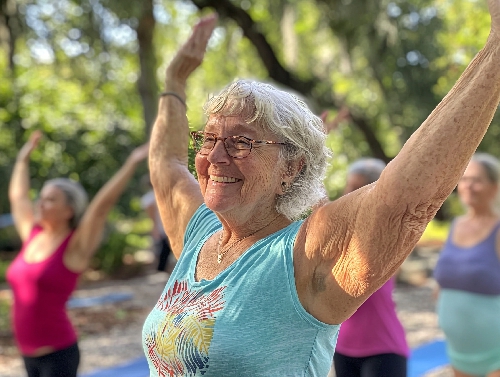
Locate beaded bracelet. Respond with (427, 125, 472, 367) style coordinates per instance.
(159, 91, 186, 107)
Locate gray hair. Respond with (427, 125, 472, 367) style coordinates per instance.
(43, 178, 88, 228)
(203, 79, 331, 220)
(348, 158, 387, 184)
(471, 153, 500, 184)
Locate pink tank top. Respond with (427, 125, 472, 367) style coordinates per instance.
(335, 277, 410, 358)
(6, 225, 80, 355)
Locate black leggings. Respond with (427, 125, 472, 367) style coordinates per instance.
(334, 352, 407, 377)
(22, 343, 80, 377)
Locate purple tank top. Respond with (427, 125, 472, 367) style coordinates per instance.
(434, 221, 500, 295)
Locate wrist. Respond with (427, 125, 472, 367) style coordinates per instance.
(164, 78, 187, 94)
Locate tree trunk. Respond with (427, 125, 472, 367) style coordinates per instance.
(189, 0, 389, 162)
(136, 0, 158, 133)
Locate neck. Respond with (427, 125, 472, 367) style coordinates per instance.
(39, 221, 72, 236)
(216, 212, 290, 264)
(465, 206, 497, 220)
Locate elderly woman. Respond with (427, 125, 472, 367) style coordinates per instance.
(143, 2, 500, 375)
(7, 131, 148, 377)
(434, 153, 500, 377)
(334, 158, 409, 377)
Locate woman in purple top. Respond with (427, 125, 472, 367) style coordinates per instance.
(333, 158, 409, 377)
(434, 153, 500, 377)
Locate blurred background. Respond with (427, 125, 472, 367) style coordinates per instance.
(0, 0, 495, 289)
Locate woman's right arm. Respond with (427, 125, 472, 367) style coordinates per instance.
(149, 14, 217, 258)
(8, 131, 42, 241)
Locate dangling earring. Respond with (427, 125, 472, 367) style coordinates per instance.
(281, 181, 288, 193)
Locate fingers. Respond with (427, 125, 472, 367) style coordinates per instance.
(185, 13, 218, 57)
(29, 130, 42, 144)
(165, 13, 218, 85)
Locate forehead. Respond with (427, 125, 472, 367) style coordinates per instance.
(204, 115, 272, 137)
(40, 184, 65, 197)
(464, 161, 487, 176)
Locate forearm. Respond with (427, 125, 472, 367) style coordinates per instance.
(382, 35, 500, 204)
(149, 80, 190, 180)
(88, 157, 140, 215)
(9, 158, 31, 201)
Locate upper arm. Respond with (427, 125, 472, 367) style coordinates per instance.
(9, 196, 34, 241)
(151, 161, 203, 258)
(295, 181, 437, 324)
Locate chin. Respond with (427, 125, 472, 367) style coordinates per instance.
(204, 195, 238, 215)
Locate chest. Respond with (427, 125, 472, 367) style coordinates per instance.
(194, 234, 255, 281)
(23, 233, 67, 263)
(451, 221, 498, 248)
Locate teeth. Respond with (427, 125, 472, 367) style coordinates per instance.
(210, 175, 238, 183)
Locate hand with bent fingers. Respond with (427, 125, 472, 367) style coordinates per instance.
(165, 14, 218, 87)
(17, 130, 42, 162)
(128, 142, 150, 164)
(320, 105, 351, 134)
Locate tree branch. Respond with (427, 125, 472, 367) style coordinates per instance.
(189, 0, 389, 162)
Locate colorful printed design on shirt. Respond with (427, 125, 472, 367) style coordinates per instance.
(144, 280, 226, 376)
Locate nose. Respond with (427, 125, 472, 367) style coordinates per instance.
(207, 139, 231, 164)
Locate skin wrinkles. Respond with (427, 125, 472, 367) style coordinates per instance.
(193, 114, 302, 279)
(196, 115, 288, 223)
(152, 11, 500, 328)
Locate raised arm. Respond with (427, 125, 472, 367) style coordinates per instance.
(68, 143, 149, 265)
(8, 130, 42, 241)
(149, 14, 217, 258)
(297, 0, 500, 324)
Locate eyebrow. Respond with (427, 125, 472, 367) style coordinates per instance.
(204, 121, 257, 135)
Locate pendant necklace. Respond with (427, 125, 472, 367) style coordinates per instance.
(216, 215, 281, 264)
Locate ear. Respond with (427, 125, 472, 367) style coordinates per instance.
(278, 157, 305, 195)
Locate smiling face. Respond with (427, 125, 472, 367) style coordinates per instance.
(195, 114, 287, 220)
(457, 161, 498, 210)
(35, 184, 74, 226)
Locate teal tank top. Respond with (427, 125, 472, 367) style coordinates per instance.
(142, 204, 340, 376)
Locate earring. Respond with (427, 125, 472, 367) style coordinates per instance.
(281, 181, 288, 193)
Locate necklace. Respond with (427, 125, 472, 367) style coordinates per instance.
(216, 215, 281, 264)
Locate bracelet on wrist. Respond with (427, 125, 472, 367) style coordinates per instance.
(159, 91, 186, 107)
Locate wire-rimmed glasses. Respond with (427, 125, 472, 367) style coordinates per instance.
(190, 131, 287, 159)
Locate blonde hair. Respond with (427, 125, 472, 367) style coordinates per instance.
(204, 79, 331, 220)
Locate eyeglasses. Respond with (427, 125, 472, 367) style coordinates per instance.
(190, 131, 287, 159)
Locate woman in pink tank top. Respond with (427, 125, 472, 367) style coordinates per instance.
(6, 131, 149, 377)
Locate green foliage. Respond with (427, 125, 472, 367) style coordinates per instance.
(1, 0, 498, 228)
(0, 296, 10, 334)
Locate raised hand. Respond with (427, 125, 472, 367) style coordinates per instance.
(128, 142, 150, 164)
(320, 106, 351, 134)
(17, 130, 42, 162)
(165, 13, 218, 88)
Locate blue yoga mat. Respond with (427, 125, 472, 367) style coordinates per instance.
(68, 292, 133, 309)
(408, 340, 448, 377)
(82, 340, 449, 377)
(80, 357, 149, 377)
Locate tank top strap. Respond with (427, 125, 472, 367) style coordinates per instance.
(54, 229, 75, 257)
(19, 225, 44, 255)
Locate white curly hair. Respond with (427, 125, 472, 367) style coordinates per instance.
(203, 79, 331, 220)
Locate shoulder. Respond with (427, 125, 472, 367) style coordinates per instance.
(184, 204, 220, 244)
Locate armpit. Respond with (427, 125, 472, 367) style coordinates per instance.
(334, 198, 444, 298)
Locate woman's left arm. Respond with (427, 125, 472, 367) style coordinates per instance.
(67, 143, 149, 267)
(297, 0, 500, 324)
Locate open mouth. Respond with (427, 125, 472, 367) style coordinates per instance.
(210, 175, 241, 183)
